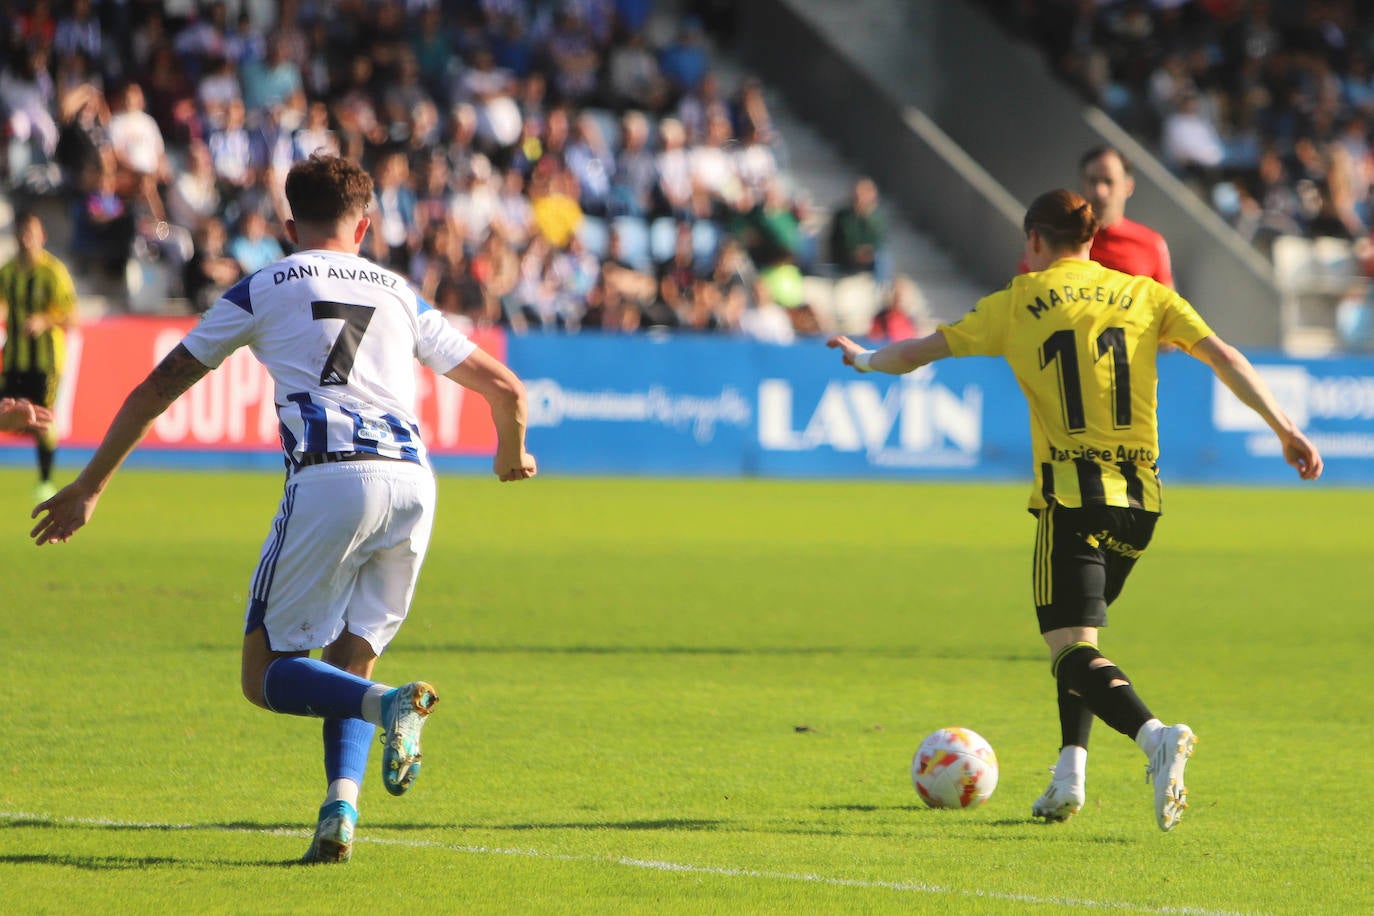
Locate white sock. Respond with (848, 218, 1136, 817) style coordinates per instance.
(360, 684, 390, 726)
(1135, 718, 1165, 756)
(1055, 745, 1088, 783)
(325, 778, 360, 807)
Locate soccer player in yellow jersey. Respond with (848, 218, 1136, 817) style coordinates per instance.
(828, 189, 1322, 831)
(0, 210, 76, 501)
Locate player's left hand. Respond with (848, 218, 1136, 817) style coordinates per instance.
(30, 481, 100, 545)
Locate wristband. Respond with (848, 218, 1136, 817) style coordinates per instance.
(852, 350, 875, 373)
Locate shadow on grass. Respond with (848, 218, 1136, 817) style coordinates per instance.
(372, 818, 725, 833)
(0, 852, 298, 870)
(2, 817, 303, 832)
(364, 643, 1043, 663)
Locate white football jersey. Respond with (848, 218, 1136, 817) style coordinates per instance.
(181, 249, 476, 469)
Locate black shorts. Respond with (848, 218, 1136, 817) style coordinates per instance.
(1033, 502, 1158, 634)
(0, 370, 58, 409)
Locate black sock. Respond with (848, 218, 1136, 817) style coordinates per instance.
(1057, 681, 1093, 749)
(1054, 643, 1153, 738)
(37, 440, 55, 482)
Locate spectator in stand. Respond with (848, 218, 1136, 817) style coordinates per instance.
(462, 48, 522, 153)
(54, 0, 103, 65)
(530, 165, 583, 250)
(732, 77, 777, 146)
(450, 154, 502, 249)
(471, 229, 521, 329)
(496, 166, 535, 247)
(371, 151, 419, 271)
(142, 44, 198, 147)
(182, 216, 242, 314)
(1160, 91, 1225, 188)
(659, 18, 710, 96)
(53, 80, 108, 193)
(224, 10, 265, 68)
(690, 111, 743, 214)
(207, 97, 257, 192)
(547, 9, 601, 104)
(241, 36, 302, 112)
(2, 45, 60, 183)
(676, 70, 723, 145)
(735, 179, 801, 280)
(654, 117, 694, 219)
(412, 8, 458, 105)
(600, 228, 657, 325)
(228, 210, 284, 275)
(172, 2, 228, 74)
(656, 222, 700, 326)
(293, 100, 338, 161)
(78, 163, 134, 275)
(607, 28, 667, 111)
(739, 279, 795, 345)
(197, 56, 242, 129)
(611, 111, 658, 218)
(565, 113, 615, 216)
(106, 81, 168, 220)
(734, 124, 778, 197)
(868, 276, 927, 342)
(828, 177, 887, 278)
(166, 140, 220, 232)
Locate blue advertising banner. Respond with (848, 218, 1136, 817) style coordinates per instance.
(507, 336, 1374, 485)
(510, 334, 755, 474)
(1159, 352, 1374, 485)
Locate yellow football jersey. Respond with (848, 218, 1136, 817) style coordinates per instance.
(0, 249, 77, 375)
(938, 257, 1214, 512)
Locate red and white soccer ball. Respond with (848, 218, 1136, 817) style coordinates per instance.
(911, 727, 999, 809)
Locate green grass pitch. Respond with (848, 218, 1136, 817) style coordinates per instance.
(0, 468, 1369, 914)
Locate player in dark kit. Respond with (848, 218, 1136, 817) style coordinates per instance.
(0, 210, 76, 501)
(829, 189, 1322, 831)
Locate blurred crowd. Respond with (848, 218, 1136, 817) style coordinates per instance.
(986, 0, 1374, 258)
(1, 0, 910, 341)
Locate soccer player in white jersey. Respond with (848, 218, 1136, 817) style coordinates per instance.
(31, 153, 537, 864)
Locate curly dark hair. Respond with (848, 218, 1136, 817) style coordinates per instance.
(284, 153, 374, 225)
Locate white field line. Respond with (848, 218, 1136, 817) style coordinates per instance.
(0, 810, 1257, 916)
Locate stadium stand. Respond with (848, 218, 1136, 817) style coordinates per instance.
(0, 0, 946, 341)
(976, 0, 1374, 352)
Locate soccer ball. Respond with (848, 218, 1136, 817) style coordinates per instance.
(911, 727, 999, 809)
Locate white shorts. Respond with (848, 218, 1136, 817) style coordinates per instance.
(245, 460, 437, 655)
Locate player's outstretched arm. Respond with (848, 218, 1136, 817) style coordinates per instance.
(31, 344, 211, 544)
(443, 347, 537, 482)
(0, 397, 53, 432)
(827, 331, 952, 375)
(1188, 335, 1323, 480)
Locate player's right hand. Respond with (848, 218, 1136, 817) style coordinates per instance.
(0, 397, 53, 433)
(496, 450, 537, 482)
(826, 335, 864, 367)
(30, 482, 99, 545)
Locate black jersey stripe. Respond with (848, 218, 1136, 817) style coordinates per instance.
(1040, 462, 1055, 506)
(1118, 462, 1144, 508)
(1075, 458, 1106, 505)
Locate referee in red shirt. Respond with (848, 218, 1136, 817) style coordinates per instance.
(1020, 146, 1173, 289)
(1079, 145, 1173, 287)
